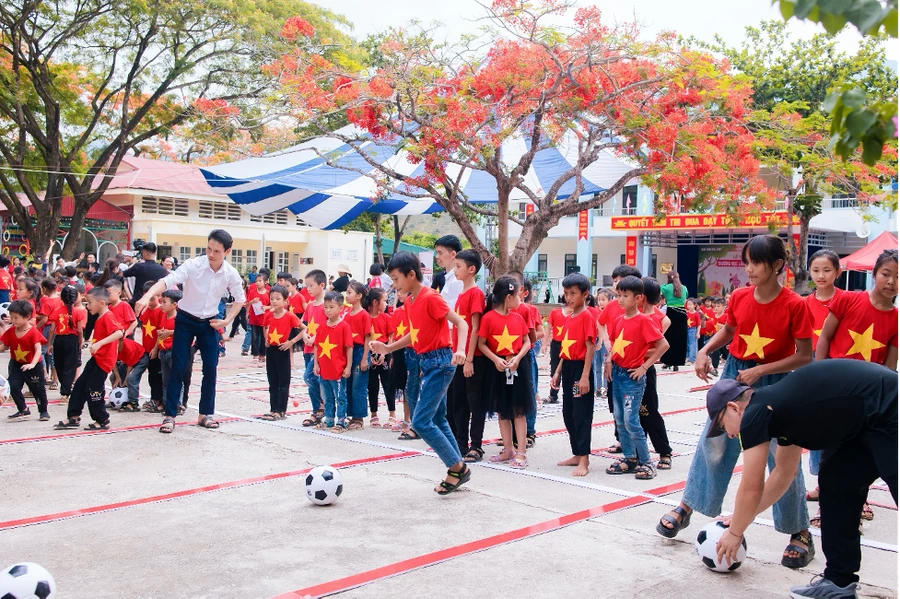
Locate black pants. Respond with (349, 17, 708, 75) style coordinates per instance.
(548, 340, 561, 400)
(53, 335, 80, 396)
(83, 311, 98, 342)
(700, 335, 722, 368)
(229, 307, 248, 338)
(67, 358, 109, 423)
(250, 325, 266, 357)
(368, 360, 394, 413)
(607, 375, 618, 441)
(9, 359, 47, 413)
(450, 356, 489, 454)
(661, 306, 687, 367)
(148, 357, 162, 402)
(180, 344, 199, 406)
(561, 359, 594, 456)
(639, 365, 672, 456)
(820, 430, 898, 587)
(266, 345, 291, 413)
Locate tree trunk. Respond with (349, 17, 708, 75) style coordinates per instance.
(27, 206, 62, 268)
(392, 215, 410, 256)
(373, 214, 384, 265)
(496, 186, 510, 275)
(61, 197, 91, 261)
(794, 216, 811, 293)
(507, 207, 556, 274)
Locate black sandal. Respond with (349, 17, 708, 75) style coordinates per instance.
(605, 458, 638, 475)
(658, 455, 672, 470)
(302, 411, 324, 427)
(526, 434, 536, 449)
(436, 465, 471, 495)
(84, 420, 110, 430)
(53, 418, 81, 430)
(635, 463, 657, 480)
(398, 430, 420, 441)
(656, 506, 692, 538)
(781, 532, 815, 569)
(607, 443, 623, 454)
(463, 448, 484, 463)
(118, 402, 140, 412)
(260, 412, 278, 421)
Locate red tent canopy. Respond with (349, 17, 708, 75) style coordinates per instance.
(840, 230, 898, 271)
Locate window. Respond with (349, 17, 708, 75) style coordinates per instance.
(347, 249, 358, 261)
(157, 245, 172, 259)
(141, 196, 188, 217)
(250, 210, 290, 225)
(246, 249, 257, 268)
(621, 185, 638, 215)
(195, 247, 204, 257)
(564, 254, 578, 275)
(231, 249, 243, 269)
(591, 254, 597, 282)
(277, 252, 289, 273)
(296, 216, 311, 227)
(179, 247, 192, 263)
(198, 200, 242, 221)
(537, 254, 547, 274)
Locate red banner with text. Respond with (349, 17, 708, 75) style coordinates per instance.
(577, 210, 589, 241)
(625, 236, 637, 266)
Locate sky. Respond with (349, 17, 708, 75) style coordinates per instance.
(320, 0, 898, 62)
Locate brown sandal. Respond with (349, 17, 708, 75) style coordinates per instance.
(197, 415, 220, 429)
(159, 417, 175, 434)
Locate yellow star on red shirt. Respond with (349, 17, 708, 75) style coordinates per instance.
(318, 334, 337, 359)
(740, 323, 775, 360)
(13, 345, 28, 362)
(409, 322, 419, 346)
(560, 332, 577, 359)
(493, 325, 518, 355)
(845, 324, 885, 362)
(611, 331, 632, 359)
(370, 325, 384, 342)
(555, 325, 563, 337)
(395, 321, 408, 338)
(268, 329, 284, 345)
(306, 317, 319, 338)
(142, 320, 156, 337)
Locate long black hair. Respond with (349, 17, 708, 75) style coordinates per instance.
(364, 287, 385, 312)
(61, 285, 79, 331)
(485, 276, 520, 312)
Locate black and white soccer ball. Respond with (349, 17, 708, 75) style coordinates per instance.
(695, 521, 747, 572)
(305, 465, 343, 506)
(0, 562, 56, 598)
(107, 387, 128, 409)
(0, 375, 10, 403)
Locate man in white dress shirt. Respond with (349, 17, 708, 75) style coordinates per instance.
(434, 235, 463, 313)
(135, 230, 246, 433)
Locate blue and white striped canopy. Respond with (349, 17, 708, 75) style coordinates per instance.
(201, 124, 638, 229)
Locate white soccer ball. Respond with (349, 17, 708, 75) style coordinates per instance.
(0, 562, 56, 598)
(107, 387, 128, 409)
(0, 302, 9, 321)
(695, 521, 747, 572)
(0, 375, 10, 402)
(305, 465, 343, 506)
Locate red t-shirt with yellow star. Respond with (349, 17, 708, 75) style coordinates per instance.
(49, 305, 87, 337)
(247, 284, 270, 326)
(686, 310, 701, 329)
(453, 286, 485, 355)
(514, 303, 538, 331)
(302, 303, 326, 355)
(391, 306, 410, 340)
(700, 306, 716, 336)
(39, 296, 63, 321)
(118, 338, 146, 367)
(90, 311, 123, 372)
(559, 308, 597, 362)
(288, 293, 305, 317)
(109, 300, 136, 330)
(139, 306, 161, 352)
(407, 287, 451, 354)
(477, 309, 528, 357)
(726, 286, 812, 363)
(157, 312, 175, 350)
(263, 309, 301, 347)
(344, 309, 371, 346)
(316, 319, 352, 380)
(805, 288, 843, 351)
(598, 300, 625, 328)
(826, 290, 898, 364)
(609, 313, 663, 368)
(2, 326, 46, 364)
(370, 313, 392, 344)
(547, 308, 567, 342)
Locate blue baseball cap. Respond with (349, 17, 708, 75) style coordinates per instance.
(706, 378, 751, 438)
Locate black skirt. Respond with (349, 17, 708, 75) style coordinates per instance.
(389, 349, 407, 398)
(487, 356, 535, 420)
(662, 306, 687, 366)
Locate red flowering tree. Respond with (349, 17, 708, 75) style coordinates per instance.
(269, 0, 768, 275)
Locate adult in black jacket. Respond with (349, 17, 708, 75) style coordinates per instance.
(122, 243, 168, 307)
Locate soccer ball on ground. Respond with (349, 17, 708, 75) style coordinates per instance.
(0, 302, 9, 321)
(0, 375, 10, 404)
(0, 562, 56, 598)
(107, 387, 128, 409)
(305, 465, 343, 506)
(695, 521, 747, 572)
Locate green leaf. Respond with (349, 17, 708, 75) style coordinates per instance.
(779, 0, 796, 19)
(817, 0, 853, 13)
(829, 105, 845, 134)
(826, 133, 842, 152)
(794, 0, 817, 18)
(822, 91, 840, 114)
(861, 135, 883, 165)
(845, 109, 878, 136)
(845, 0, 887, 33)
(821, 11, 848, 33)
(884, 8, 898, 37)
(841, 87, 867, 110)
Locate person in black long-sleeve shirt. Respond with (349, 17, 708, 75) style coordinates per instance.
(121, 243, 168, 308)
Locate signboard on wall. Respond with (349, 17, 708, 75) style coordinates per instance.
(625, 236, 637, 266)
(577, 211, 589, 241)
(697, 245, 746, 296)
(611, 211, 800, 231)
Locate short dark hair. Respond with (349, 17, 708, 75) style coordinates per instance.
(742, 234, 787, 275)
(40, 278, 57, 293)
(8, 299, 33, 318)
(387, 251, 423, 282)
(616, 275, 644, 295)
(455, 249, 481, 273)
(142, 242, 158, 255)
(434, 235, 462, 253)
(208, 229, 233, 251)
(612, 265, 642, 279)
(87, 286, 110, 302)
(369, 263, 383, 276)
(142, 279, 158, 293)
(64, 265, 76, 278)
(276, 272, 291, 281)
(104, 279, 123, 291)
(0, 256, 9, 268)
(304, 269, 327, 286)
(713, 297, 727, 306)
(161, 289, 183, 303)
(561, 272, 591, 293)
(641, 277, 661, 305)
(269, 284, 288, 300)
(323, 291, 343, 305)
(257, 267, 271, 279)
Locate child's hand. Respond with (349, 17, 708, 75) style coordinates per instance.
(494, 357, 506, 372)
(463, 360, 474, 378)
(694, 352, 712, 382)
(342, 366, 351, 378)
(550, 373, 560, 389)
(313, 364, 320, 376)
(736, 366, 762, 387)
(451, 350, 466, 366)
(507, 357, 520, 371)
(369, 341, 388, 355)
(21, 362, 36, 371)
(628, 365, 647, 381)
(578, 377, 590, 396)
(88, 343, 97, 355)
(360, 360, 369, 372)
(278, 340, 293, 351)
(158, 329, 172, 340)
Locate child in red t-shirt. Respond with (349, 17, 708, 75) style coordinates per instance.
(0, 300, 48, 420)
(685, 297, 701, 365)
(478, 276, 532, 469)
(300, 270, 327, 427)
(543, 303, 571, 404)
(37, 278, 63, 391)
(314, 291, 353, 431)
(47, 285, 86, 401)
(246, 268, 271, 362)
(343, 280, 372, 430)
(113, 338, 145, 393)
(104, 279, 136, 338)
(637, 278, 674, 471)
(365, 288, 397, 428)
(388, 300, 414, 433)
(152, 289, 188, 415)
(261, 285, 304, 420)
(705, 297, 729, 375)
(550, 272, 598, 478)
(54, 286, 124, 431)
(593, 288, 615, 400)
(805, 250, 843, 357)
(369, 252, 471, 495)
(603, 276, 669, 480)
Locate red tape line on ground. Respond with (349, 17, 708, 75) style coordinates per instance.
(0, 451, 418, 531)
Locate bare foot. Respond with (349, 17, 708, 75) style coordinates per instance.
(572, 456, 589, 477)
(557, 455, 581, 466)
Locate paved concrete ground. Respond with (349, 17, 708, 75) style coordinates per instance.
(0, 335, 896, 598)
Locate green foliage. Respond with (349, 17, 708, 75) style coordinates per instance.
(824, 85, 898, 165)
(775, 0, 898, 37)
